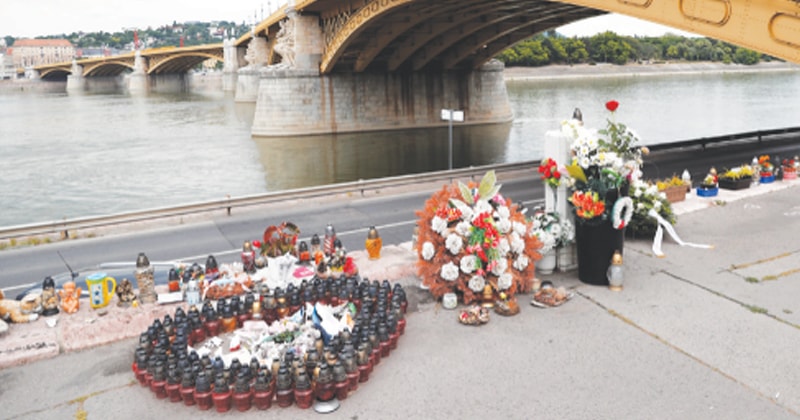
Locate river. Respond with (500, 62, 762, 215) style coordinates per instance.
(1, 65, 799, 227)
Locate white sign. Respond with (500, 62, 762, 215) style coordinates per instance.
(441, 109, 464, 122)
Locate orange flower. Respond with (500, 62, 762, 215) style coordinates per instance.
(569, 190, 605, 220)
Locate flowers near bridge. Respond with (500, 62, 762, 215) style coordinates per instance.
(561, 100, 646, 228)
(415, 171, 540, 304)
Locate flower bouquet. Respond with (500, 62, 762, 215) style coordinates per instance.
(558, 100, 646, 284)
(758, 155, 775, 183)
(538, 157, 563, 190)
(415, 171, 540, 304)
(628, 180, 676, 238)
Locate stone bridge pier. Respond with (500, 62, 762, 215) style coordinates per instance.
(238, 7, 512, 136)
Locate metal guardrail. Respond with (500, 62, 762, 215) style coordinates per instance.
(4, 125, 799, 241)
(646, 126, 800, 152)
(0, 162, 536, 241)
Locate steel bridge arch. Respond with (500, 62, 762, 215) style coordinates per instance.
(146, 51, 224, 74)
(82, 60, 136, 77)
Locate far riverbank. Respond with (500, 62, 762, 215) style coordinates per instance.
(503, 61, 799, 81)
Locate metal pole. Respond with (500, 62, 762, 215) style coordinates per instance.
(448, 110, 453, 170)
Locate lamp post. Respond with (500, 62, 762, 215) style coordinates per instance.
(440, 109, 464, 170)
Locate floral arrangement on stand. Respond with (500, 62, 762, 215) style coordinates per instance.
(557, 100, 647, 285)
(538, 157, 563, 189)
(414, 171, 540, 304)
(628, 180, 677, 238)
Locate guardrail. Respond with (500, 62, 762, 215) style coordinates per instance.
(646, 126, 800, 152)
(0, 161, 536, 241)
(4, 125, 799, 242)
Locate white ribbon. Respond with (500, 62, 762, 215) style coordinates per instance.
(647, 209, 713, 257)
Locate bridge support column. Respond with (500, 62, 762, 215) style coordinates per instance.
(127, 51, 149, 94)
(222, 37, 244, 92)
(66, 60, 85, 92)
(251, 59, 512, 136)
(235, 36, 269, 102)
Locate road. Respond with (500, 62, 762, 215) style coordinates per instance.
(2, 136, 799, 295)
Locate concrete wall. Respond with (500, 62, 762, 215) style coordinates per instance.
(251, 60, 512, 136)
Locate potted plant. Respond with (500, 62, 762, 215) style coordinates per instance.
(782, 158, 797, 180)
(628, 180, 677, 239)
(656, 175, 688, 203)
(529, 209, 560, 275)
(718, 164, 754, 190)
(758, 155, 775, 183)
(561, 100, 646, 285)
(696, 168, 719, 197)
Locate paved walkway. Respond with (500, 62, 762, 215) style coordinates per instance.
(2, 180, 800, 419)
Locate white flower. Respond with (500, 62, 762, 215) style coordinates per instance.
(421, 241, 435, 260)
(653, 201, 662, 210)
(510, 233, 525, 254)
(658, 192, 667, 200)
(497, 238, 511, 257)
(491, 258, 508, 276)
(578, 156, 590, 169)
(473, 200, 493, 217)
(634, 188, 642, 198)
(495, 206, 510, 220)
(512, 221, 527, 236)
(445, 233, 463, 255)
(636, 202, 645, 210)
(497, 273, 513, 290)
(460, 255, 477, 274)
(496, 218, 512, 234)
(440, 262, 460, 282)
(431, 216, 448, 235)
(513, 254, 529, 271)
(455, 221, 472, 237)
(468, 275, 486, 293)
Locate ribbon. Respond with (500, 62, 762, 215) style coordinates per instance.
(647, 209, 713, 257)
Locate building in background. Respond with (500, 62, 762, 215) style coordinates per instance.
(11, 39, 75, 69)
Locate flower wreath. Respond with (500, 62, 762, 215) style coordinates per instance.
(612, 197, 634, 230)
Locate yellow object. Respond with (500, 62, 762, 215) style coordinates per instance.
(85, 273, 117, 309)
(565, 163, 587, 183)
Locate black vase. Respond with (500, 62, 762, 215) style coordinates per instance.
(575, 220, 624, 286)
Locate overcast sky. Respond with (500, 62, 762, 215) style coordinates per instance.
(1, 1, 697, 39)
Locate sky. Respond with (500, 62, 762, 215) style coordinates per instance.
(1, 1, 698, 39)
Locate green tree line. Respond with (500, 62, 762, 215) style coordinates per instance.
(496, 30, 771, 66)
(4, 21, 250, 51)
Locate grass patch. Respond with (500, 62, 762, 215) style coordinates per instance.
(746, 304, 768, 314)
(762, 275, 779, 282)
(745, 276, 759, 283)
(784, 309, 793, 314)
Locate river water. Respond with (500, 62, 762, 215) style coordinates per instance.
(1, 67, 799, 227)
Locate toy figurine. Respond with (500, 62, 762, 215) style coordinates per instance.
(117, 278, 138, 308)
(59, 281, 82, 314)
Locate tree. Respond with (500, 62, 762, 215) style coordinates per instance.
(734, 47, 760, 65)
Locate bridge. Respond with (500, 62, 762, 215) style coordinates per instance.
(31, 0, 800, 135)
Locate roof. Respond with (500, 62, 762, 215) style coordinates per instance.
(12, 39, 74, 48)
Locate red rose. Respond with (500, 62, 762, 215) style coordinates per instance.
(605, 100, 619, 112)
(252, 240, 261, 249)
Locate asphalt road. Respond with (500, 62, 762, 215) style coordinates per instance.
(2, 136, 798, 295)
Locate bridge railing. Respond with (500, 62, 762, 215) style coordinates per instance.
(3, 126, 799, 241)
(0, 162, 534, 241)
(646, 126, 800, 152)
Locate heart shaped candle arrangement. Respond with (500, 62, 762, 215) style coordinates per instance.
(132, 276, 407, 413)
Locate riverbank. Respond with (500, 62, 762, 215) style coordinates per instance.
(503, 61, 800, 81)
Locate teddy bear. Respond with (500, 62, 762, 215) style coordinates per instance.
(0, 289, 42, 335)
